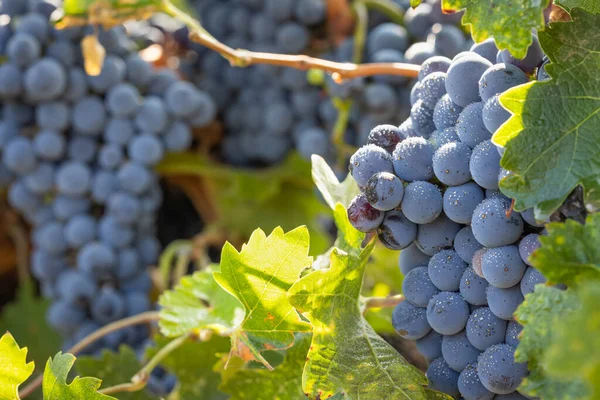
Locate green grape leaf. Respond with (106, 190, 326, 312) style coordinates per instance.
(146, 335, 230, 400)
(157, 153, 330, 255)
(219, 334, 311, 400)
(441, 0, 549, 59)
(0, 282, 61, 373)
(214, 227, 312, 368)
(332, 202, 365, 255)
(557, 1, 600, 13)
(0, 332, 34, 400)
(544, 282, 600, 398)
(288, 241, 447, 400)
(514, 286, 587, 399)
(531, 214, 600, 286)
(75, 346, 156, 400)
(311, 155, 360, 210)
(43, 352, 115, 400)
(158, 268, 245, 338)
(494, 9, 600, 218)
(63, 0, 95, 15)
(410, 0, 423, 7)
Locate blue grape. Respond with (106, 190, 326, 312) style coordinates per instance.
(0, 120, 18, 150)
(410, 100, 435, 138)
(125, 292, 151, 316)
(31, 250, 66, 281)
(428, 249, 467, 292)
(470, 38, 499, 63)
(87, 55, 126, 93)
(15, 12, 49, 42)
(24, 58, 67, 102)
(64, 214, 96, 248)
(520, 267, 546, 296)
(477, 344, 527, 394)
(460, 267, 489, 306)
(7, 33, 40, 67)
(427, 358, 460, 398)
(47, 300, 86, 336)
(295, 0, 326, 25)
(367, 124, 404, 153)
(47, 40, 77, 67)
(164, 121, 193, 152)
(365, 83, 397, 121)
(454, 227, 483, 264)
(275, 22, 309, 53)
(537, 56, 550, 81)
(107, 192, 141, 225)
(398, 118, 416, 139)
(106, 83, 140, 117)
(458, 363, 495, 400)
(486, 285, 524, 321)
(427, 291, 469, 335)
(125, 53, 153, 90)
(347, 193, 384, 232)
(398, 242, 431, 276)
(371, 50, 408, 85)
(466, 307, 507, 350)
(296, 127, 328, 159)
(403, 267, 440, 308)
(52, 195, 90, 220)
(117, 162, 152, 195)
(410, 81, 422, 105)
(433, 142, 472, 186)
(419, 72, 447, 108)
(364, 172, 404, 211)
(429, 127, 460, 149)
(121, 270, 153, 293)
(442, 330, 481, 372)
(416, 214, 462, 256)
(77, 241, 116, 280)
(367, 23, 409, 55)
(392, 137, 435, 182)
(430, 23, 466, 58)
(265, 0, 293, 21)
(418, 56, 452, 81)
(55, 161, 91, 196)
(34, 221, 68, 255)
(521, 208, 546, 228)
(482, 246, 526, 288)
(470, 140, 501, 190)
(35, 101, 70, 131)
(3, 102, 34, 125)
(8, 180, 41, 212)
(67, 136, 97, 163)
(72, 96, 107, 136)
(478, 63, 529, 102)
(0, 63, 22, 98)
(471, 198, 524, 247)
(65, 68, 89, 102)
(116, 248, 142, 281)
(137, 235, 161, 266)
(446, 54, 492, 106)
(500, 35, 544, 74)
(392, 300, 431, 340)
(456, 102, 491, 148)
(482, 94, 511, 134)
(433, 94, 463, 131)
(443, 182, 485, 224)
(165, 81, 204, 119)
(4, 136, 37, 174)
(349, 144, 394, 187)
(92, 170, 118, 204)
(56, 269, 98, 304)
(416, 330, 443, 361)
(99, 216, 134, 248)
(24, 162, 54, 194)
(134, 96, 168, 134)
(128, 134, 164, 166)
(505, 321, 523, 348)
(91, 287, 126, 324)
(98, 144, 124, 170)
(402, 181, 442, 224)
(104, 118, 135, 146)
(147, 69, 179, 96)
(377, 210, 417, 250)
(264, 103, 294, 136)
(404, 3, 433, 39)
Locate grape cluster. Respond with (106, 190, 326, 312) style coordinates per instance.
(0, 0, 216, 355)
(347, 36, 549, 399)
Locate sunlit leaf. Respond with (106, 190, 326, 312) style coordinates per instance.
(0, 332, 34, 400)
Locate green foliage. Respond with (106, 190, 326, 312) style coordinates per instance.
(311, 155, 360, 210)
(557, 0, 600, 13)
(63, 0, 96, 15)
(146, 335, 230, 399)
(441, 0, 549, 59)
(532, 214, 600, 286)
(219, 335, 310, 400)
(159, 269, 244, 338)
(0, 282, 61, 373)
(75, 347, 156, 400)
(410, 0, 423, 7)
(43, 352, 115, 399)
(494, 9, 600, 219)
(214, 227, 312, 368)
(0, 332, 34, 400)
(158, 153, 330, 255)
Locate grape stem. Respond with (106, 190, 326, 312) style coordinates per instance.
(159, 0, 420, 81)
(18, 311, 161, 399)
(363, 294, 405, 311)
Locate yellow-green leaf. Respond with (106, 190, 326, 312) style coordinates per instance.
(442, 0, 549, 59)
(43, 352, 115, 400)
(214, 227, 312, 368)
(0, 332, 34, 400)
(311, 155, 360, 210)
(557, 0, 600, 14)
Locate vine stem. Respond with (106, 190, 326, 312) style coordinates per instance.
(159, 0, 420, 81)
(99, 333, 191, 395)
(364, 294, 405, 310)
(19, 311, 161, 399)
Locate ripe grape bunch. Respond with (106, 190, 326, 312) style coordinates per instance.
(347, 36, 550, 399)
(0, 0, 216, 365)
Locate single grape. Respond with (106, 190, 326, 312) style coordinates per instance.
(367, 23, 409, 55)
(456, 102, 491, 148)
(55, 161, 91, 196)
(466, 307, 507, 350)
(92, 170, 118, 204)
(433, 142, 472, 186)
(427, 358, 460, 398)
(505, 321, 523, 348)
(520, 267, 546, 296)
(518, 233, 540, 266)
(418, 56, 452, 81)
(402, 181, 443, 224)
(87, 55, 126, 94)
(470, 140, 501, 190)
(56, 269, 98, 304)
(294, 0, 326, 25)
(125, 292, 151, 316)
(52, 194, 90, 221)
(478, 344, 528, 394)
(47, 40, 76, 67)
(0, 63, 22, 98)
(378, 210, 417, 250)
(428, 249, 467, 292)
(460, 267, 489, 306)
(275, 22, 309, 53)
(442, 330, 481, 372)
(7, 33, 41, 67)
(106, 83, 140, 117)
(3, 136, 37, 174)
(107, 192, 141, 225)
(482, 246, 527, 289)
(347, 193, 384, 233)
(364, 172, 404, 211)
(77, 241, 116, 280)
(34, 221, 68, 255)
(47, 300, 86, 336)
(72, 96, 107, 136)
(65, 68, 88, 102)
(482, 94, 511, 134)
(430, 127, 460, 149)
(471, 198, 524, 248)
(427, 291, 469, 335)
(125, 53, 153, 90)
(24, 58, 67, 102)
(458, 363, 495, 400)
(117, 162, 152, 195)
(392, 300, 432, 340)
(416, 330, 443, 361)
(134, 96, 168, 134)
(419, 72, 447, 108)
(478, 63, 529, 102)
(443, 182, 485, 224)
(433, 94, 463, 131)
(470, 38, 499, 63)
(392, 137, 435, 182)
(349, 144, 394, 187)
(454, 227, 484, 264)
(99, 216, 134, 248)
(31, 250, 66, 281)
(398, 242, 431, 276)
(416, 214, 462, 256)
(446, 54, 492, 106)
(64, 214, 96, 248)
(8, 180, 42, 213)
(410, 99, 436, 138)
(164, 121, 193, 152)
(486, 285, 524, 320)
(128, 134, 164, 166)
(500, 35, 544, 74)
(403, 267, 440, 308)
(367, 124, 404, 153)
(91, 287, 126, 325)
(35, 101, 70, 131)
